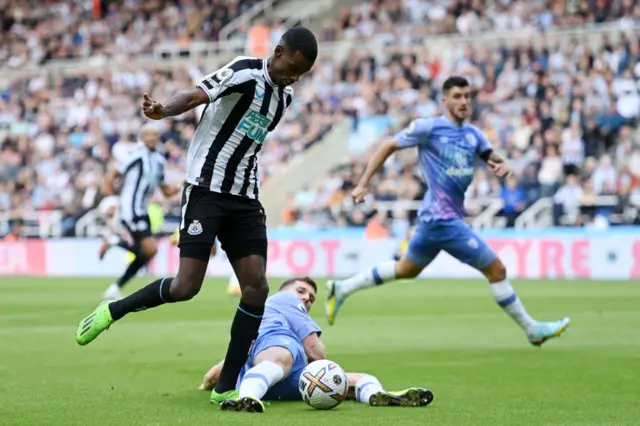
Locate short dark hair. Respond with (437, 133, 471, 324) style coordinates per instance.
(442, 76, 470, 93)
(280, 26, 318, 63)
(279, 276, 318, 292)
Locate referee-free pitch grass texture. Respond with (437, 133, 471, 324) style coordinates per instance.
(1, 277, 639, 426)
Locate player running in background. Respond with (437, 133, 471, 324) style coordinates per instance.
(99, 123, 181, 300)
(201, 277, 433, 412)
(75, 27, 318, 404)
(326, 76, 570, 346)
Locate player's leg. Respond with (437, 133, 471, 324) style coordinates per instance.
(211, 199, 269, 399)
(103, 216, 157, 296)
(442, 220, 570, 346)
(326, 221, 440, 325)
(345, 372, 433, 407)
(75, 185, 216, 345)
(221, 338, 301, 413)
(105, 233, 158, 298)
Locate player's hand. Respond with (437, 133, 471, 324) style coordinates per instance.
(488, 160, 512, 178)
(142, 93, 165, 120)
(101, 185, 114, 196)
(351, 185, 368, 204)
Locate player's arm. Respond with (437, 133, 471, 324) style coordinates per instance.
(199, 359, 225, 391)
(351, 138, 400, 203)
(302, 332, 326, 362)
(476, 130, 512, 177)
(101, 168, 121, 196)
(352, 118, 433, 203)
(142, 62, 246, 120)
(160, 183, 181, 198)
(142, 89, 209, 120)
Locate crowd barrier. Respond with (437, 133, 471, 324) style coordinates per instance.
(2, 228, 639, 280)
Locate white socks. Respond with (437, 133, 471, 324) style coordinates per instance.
(355, 375, 384, 405)
(339, 261, 397, 297)
(490, 279, 536, 335)
(238, 360, 284, 399)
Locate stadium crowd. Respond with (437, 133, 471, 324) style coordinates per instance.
(285, 28, 640, 231)
(333, 0, 640, 43)
(0, 0, 639, 238)
(0, 55, 335, 233)
(0, 0, 267, 69)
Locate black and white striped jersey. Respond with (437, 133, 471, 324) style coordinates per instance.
(117, 144, 166, 223)
(187, 56, 293, 199)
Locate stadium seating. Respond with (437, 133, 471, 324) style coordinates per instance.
(1, 0, 639, 237)
(284, 28, 640, 231)
(332, 0, 639, 41)
(0, 0, 263, 68)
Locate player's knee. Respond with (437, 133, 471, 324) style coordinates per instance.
(484, 259, 507, 283)
(140, 239, 158, 260)
(170, 273, 202, 301)
(142, 245, 158, 260)
(239, 272, 269, 306)
(395, 259, 422, 279)
(255, 347, 293, 373)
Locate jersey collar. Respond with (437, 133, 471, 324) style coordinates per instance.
(441, 114, 465, 128)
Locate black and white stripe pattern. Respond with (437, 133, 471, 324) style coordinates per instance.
(186, 56, 293, 199)
(118, 145, 166, 223)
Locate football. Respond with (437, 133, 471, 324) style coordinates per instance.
(298, 360, 349, 410)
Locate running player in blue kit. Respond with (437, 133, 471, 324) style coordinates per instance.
(326, 76, 570, 346)
(207, 277, 433, 412)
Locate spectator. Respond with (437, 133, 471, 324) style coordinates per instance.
(2, 218, 24, 241)
(560, 119, 585, 176)
(552, 174, 583, 226)
(538, 145, 563, 197)
(592, 155, 617, 195)
(519, 164, 541, 207)
(500, 175, 526, 227)
(364, 212, 390, 240)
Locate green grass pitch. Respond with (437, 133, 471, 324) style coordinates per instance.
(1, 276, 640, 425)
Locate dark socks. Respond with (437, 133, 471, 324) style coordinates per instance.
(116, 255, 149, 288)
(214, 302, 265, 393)
(109, 277, 174, 321)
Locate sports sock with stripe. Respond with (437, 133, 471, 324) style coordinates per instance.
(490, 279, 536, 334)
(339, 261, 397, 297)
(355, 375, 384, 405)
(238, 360, 284, 400)
(215, 302, 265, 393)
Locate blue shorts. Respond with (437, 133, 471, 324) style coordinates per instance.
(405, 219, 497, 270)
(236, 331, 306, 401)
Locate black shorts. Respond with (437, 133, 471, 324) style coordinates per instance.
(121, 215, 152, 243)
(179, 184, 267, 262)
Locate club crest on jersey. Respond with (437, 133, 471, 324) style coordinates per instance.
(455, 152, 467, 167)
(187, 220, 203, 236)
(439, 136, 448, 143)
(236, 110, 271, 144)
(446, 151, 474, 177)
(215, 68, 234, 82)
